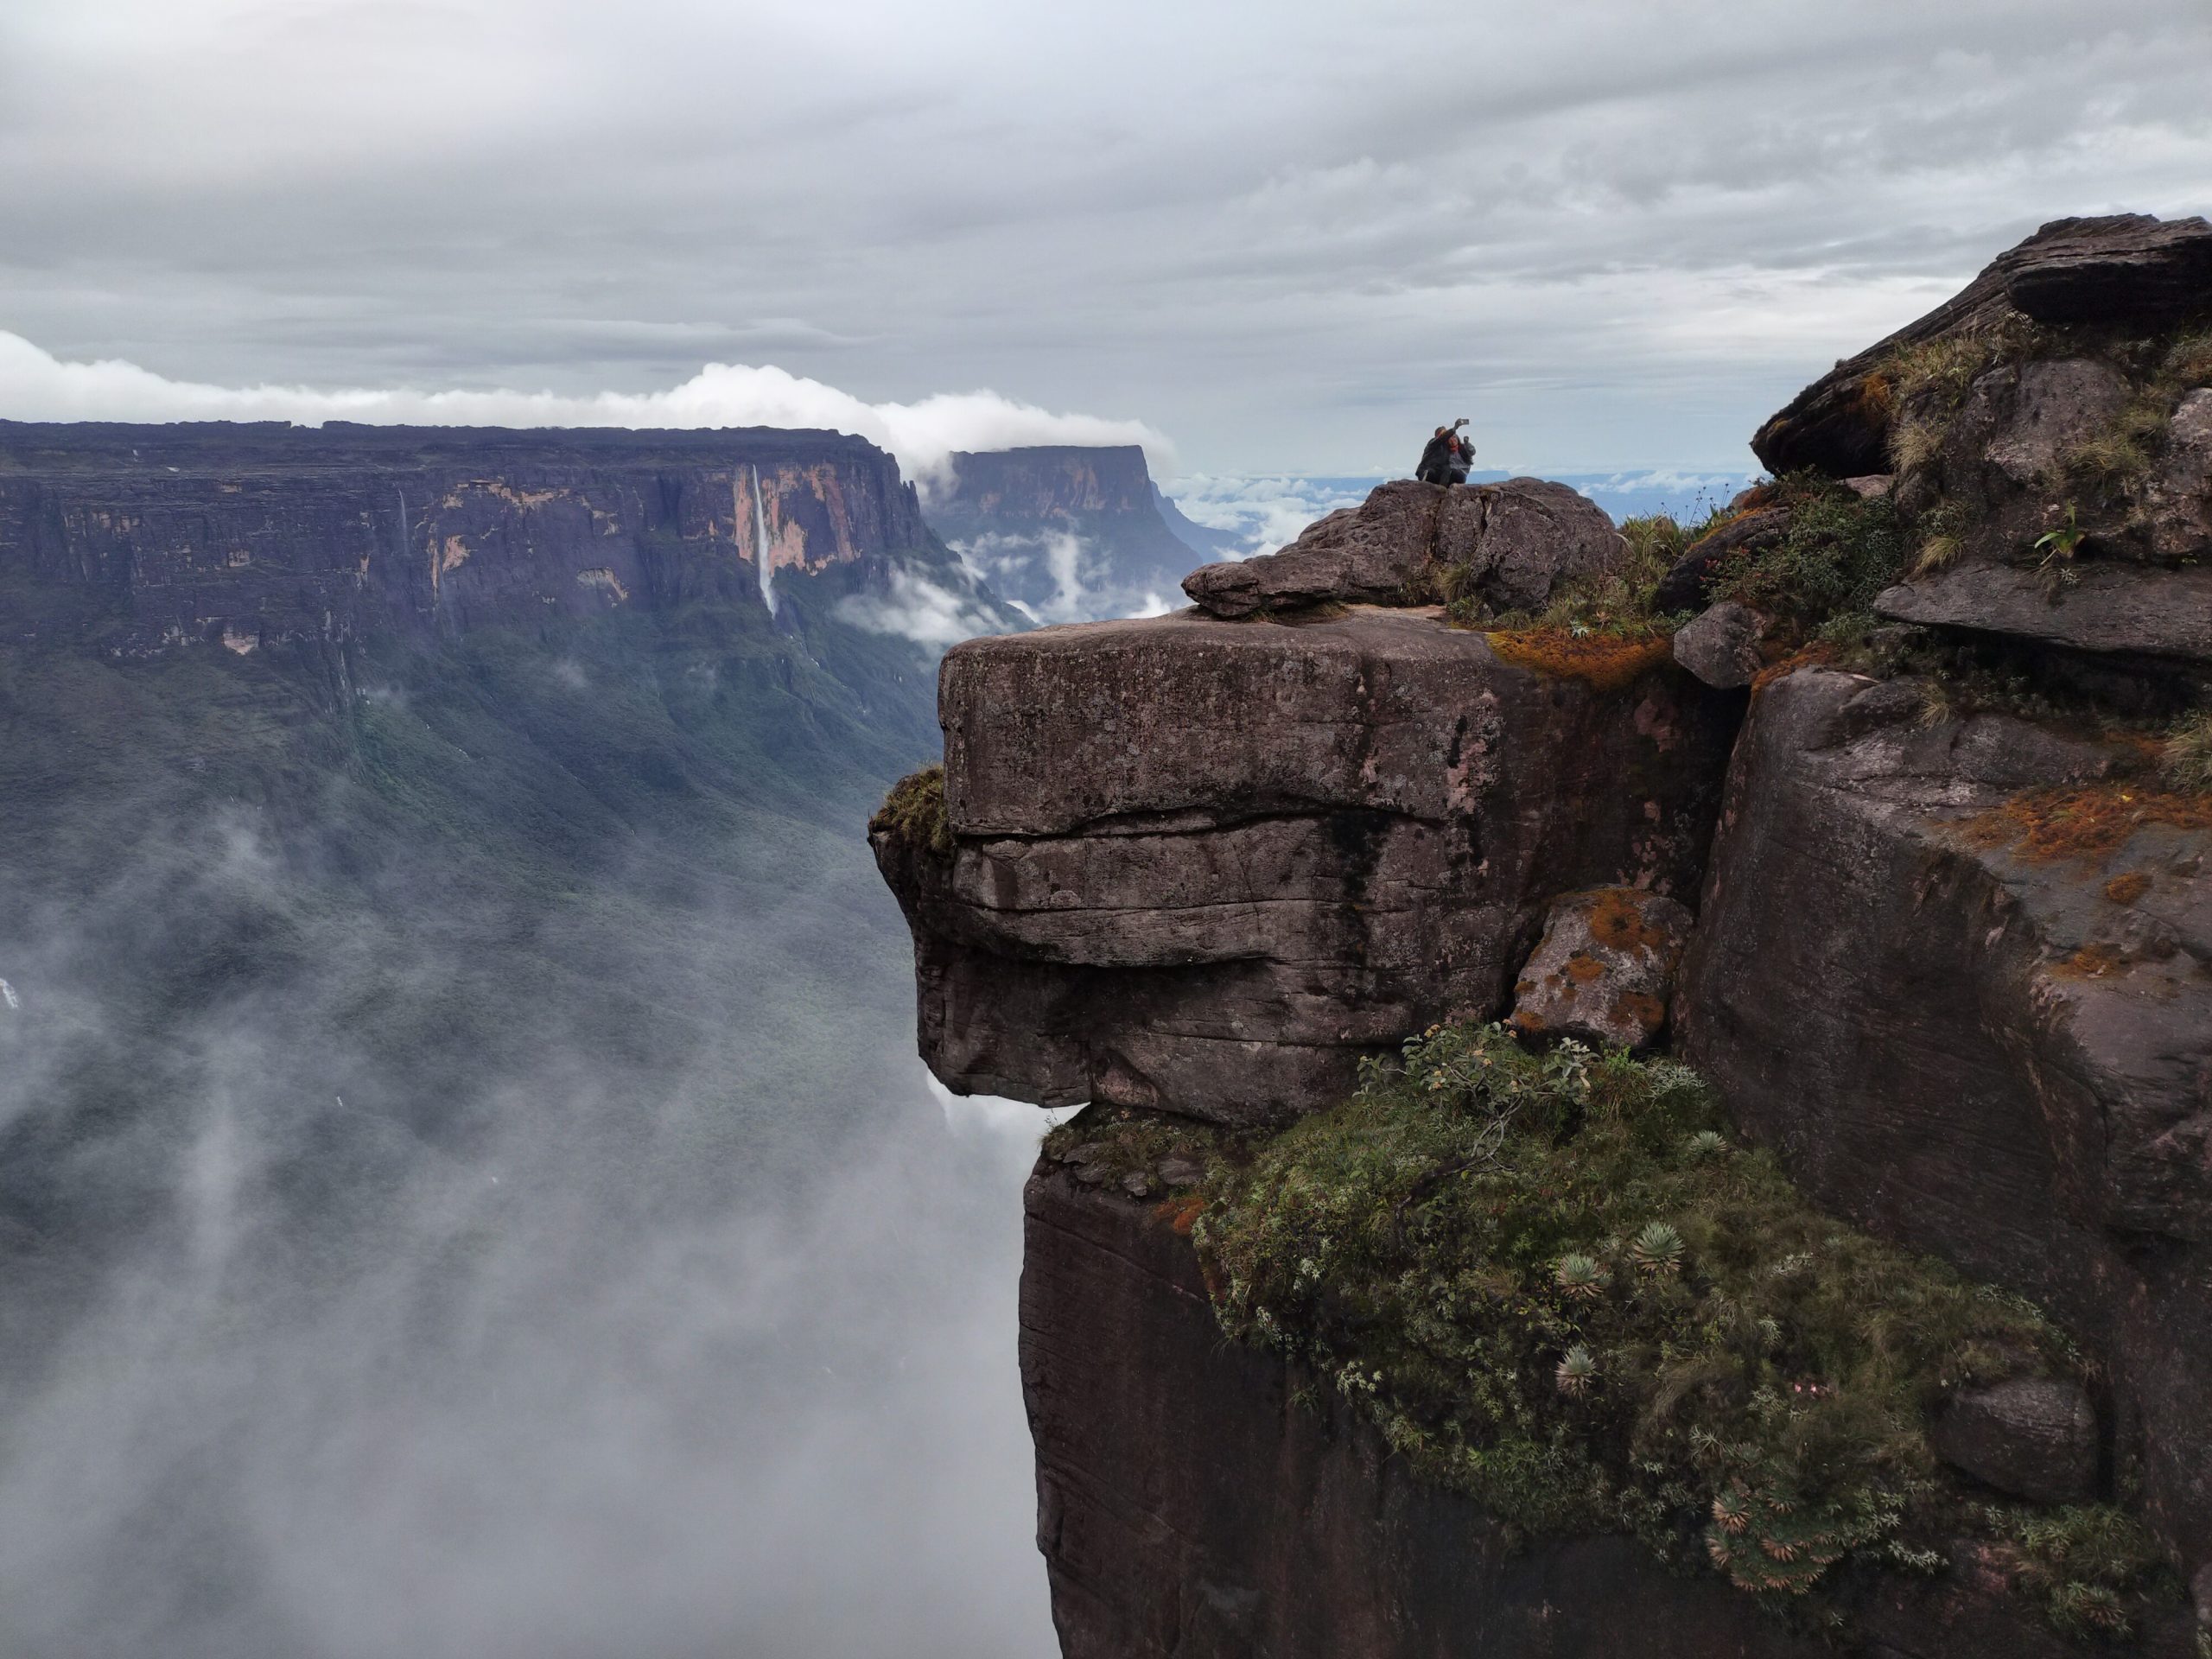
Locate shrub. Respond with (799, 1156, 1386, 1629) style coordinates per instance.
(869, 764, 951, 857)
(1708, 475, 1904, 643)
(1195, 1023, 2079, 1609)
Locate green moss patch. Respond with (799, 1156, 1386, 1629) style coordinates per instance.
(1192, 1023, 2105, 1616)
(1707, 474, 1905, 648)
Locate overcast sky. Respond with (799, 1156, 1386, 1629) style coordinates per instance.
(2, 0, 2209, 475)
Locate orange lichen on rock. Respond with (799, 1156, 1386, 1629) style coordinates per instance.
(1612, 990, 1667, 1030)
(1962, 784, 2212, 864)
(1482, 628, 1675, 693)
(1154, 1193, 1206, 1236)
(1585, 887, 1670, 954)
(1749, 644, 1840, 693)
(2103, 870, 2152, 906)
(2051, 943, 2129, 980)
(1564, 952, 1606, 984)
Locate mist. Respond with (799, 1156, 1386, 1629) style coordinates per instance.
(0, 624, 1059, 1658)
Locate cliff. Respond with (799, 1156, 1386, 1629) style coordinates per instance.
(876, 215, 2212, 1656)
(922, 443, 1201, 620)
(0, 420, 944, 656)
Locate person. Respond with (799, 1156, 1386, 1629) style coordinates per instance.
(1415, 418, 1472, 486)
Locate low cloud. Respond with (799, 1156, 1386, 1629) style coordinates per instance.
(0, 331, 1172, 493)
(835, 563, 1009, 650)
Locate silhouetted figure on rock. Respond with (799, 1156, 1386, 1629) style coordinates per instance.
(1415, 418, 1472, 486)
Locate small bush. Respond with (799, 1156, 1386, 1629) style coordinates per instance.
(869, 764, 951, 857)
(1708, 475, 1905, 644)
(1977, 1503, 2178, 1640)
(1195, 1023, 2076, 1607)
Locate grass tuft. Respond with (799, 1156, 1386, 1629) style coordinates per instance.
(869, 764, 951, 857)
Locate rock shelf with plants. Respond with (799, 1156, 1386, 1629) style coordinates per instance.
(1166, 1023, 2185, 1640)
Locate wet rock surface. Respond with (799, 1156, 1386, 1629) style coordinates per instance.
(1180, 476, 1619, 620)
(1509, 886, 1693, 1051)
(878, 607, 1736, 1123)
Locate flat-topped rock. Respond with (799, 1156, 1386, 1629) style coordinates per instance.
(1179, 478, 1619, 620)
(881, 607, 1738, 1123)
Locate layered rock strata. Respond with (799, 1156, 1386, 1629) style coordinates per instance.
(878, 606, 1735, 1123)
(0, 421, 938, 654)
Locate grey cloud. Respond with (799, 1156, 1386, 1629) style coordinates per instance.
(0, 0, 2207, 472)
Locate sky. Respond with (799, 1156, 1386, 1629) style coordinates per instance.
(3, 0, 2210, 476)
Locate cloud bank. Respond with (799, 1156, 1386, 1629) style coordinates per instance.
(0, 331, 1171, 491)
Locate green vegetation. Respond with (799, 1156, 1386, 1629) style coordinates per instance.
(1194, 1023, 2085, 1615)
(1706, 474, 1905, 647)
(1978, 1504, 2178, 1642)
(870, 764, 952, 857)
(1877, 321, 2050, 475)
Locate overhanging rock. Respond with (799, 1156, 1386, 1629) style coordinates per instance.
(874, 607, 1738, 1125)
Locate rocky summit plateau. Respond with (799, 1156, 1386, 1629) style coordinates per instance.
(875, 213, 2212, 1657)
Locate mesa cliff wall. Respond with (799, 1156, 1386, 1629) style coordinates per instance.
(0, 421, 936, 656)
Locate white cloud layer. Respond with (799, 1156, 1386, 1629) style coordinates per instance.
(0, 331, 1169, 491)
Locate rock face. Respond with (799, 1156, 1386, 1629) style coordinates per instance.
(1874, 561, 2212, 665)
(1932, 1378, 2101, 1507)
(1753, 214, 2212, 477)
(1508, 886, 1694, 1051)
(0, 421, 937, 655)
(876, 607, 1736, 1124)
(1675, 667, 2212, 1560)
(1180, 477, 1619, 620)
(1022, 1164, 2182, 1659)
(923, 444, 1200, 622)
(1671, 600, 1768, 688)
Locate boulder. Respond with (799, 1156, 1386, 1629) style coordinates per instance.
(1180, 478, 1618, 620)
(1753, 214, 2212, 478)
(877, 607, 1738, 1125)
(1930, 1377, 2100, 1506)
(1868, 357, 2212, 670)
(1508, 887, 1694, 1051)
(1676, 665, 2212, 1564)
(1649, 506, 1790, 616)
(1670, 601, 1766, 690)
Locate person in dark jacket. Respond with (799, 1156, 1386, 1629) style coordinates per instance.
(1415, 418, 1471, 485)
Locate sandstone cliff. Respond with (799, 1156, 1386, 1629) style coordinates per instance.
(877, 213, 2212, 1656)
(0, 421, 944, 656)
(923, 443, 1201, 621)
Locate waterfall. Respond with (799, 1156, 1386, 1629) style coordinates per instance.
(0, 977, 19, 1012)
(751, 465, 779, 617)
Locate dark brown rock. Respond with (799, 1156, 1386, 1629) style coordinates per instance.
(879, 607, 1738, 1123)
(1022, 1159, 2171, 1659)
(1874, 562, 2212, 665)
(1509, 887, 1693, 1051)
(1753, 215, 2212, 478)
(1180, 477, 1618, 619)
(1676, 666, 2212, 1568)
(1931, 1377, 2100, 1505)
(1672, 600, 1767, 689)
(1649, 505, 1791, 616)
